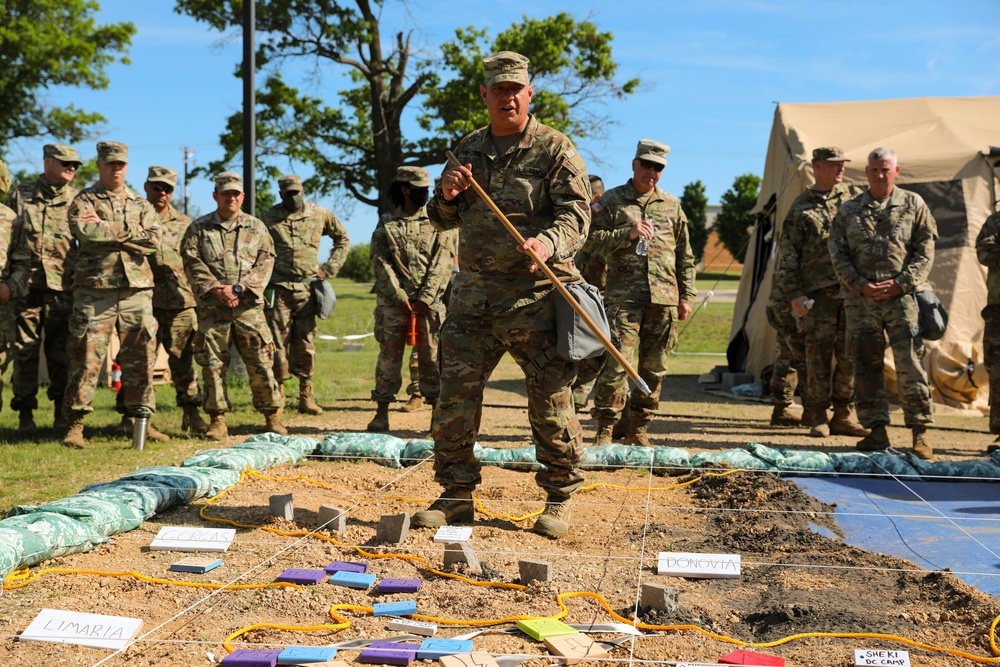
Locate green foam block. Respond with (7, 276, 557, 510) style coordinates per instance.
(516, 618, 577, 641)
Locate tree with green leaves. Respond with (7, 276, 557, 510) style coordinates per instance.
(0, 1, 134, 150)
(173, 0, 638, 215)
(680, 180, 709, 265)
(338, 243, 375, 283)
(715, 173, 761, 264)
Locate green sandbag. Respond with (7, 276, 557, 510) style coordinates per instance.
(79, 480, 182, 515)
(231, 441, 304, 464)
(745, 442, 835, 475)
(2, 512, 108, 564)
(402, 439, 435, 465)
(478, 445, 542, 471)
(242, 432, 320, 458)
(183, 447, 276, 471)
(581, 444, 691, 475)
(689, 448, 777, 470)
(8, 495, 147, 535)
(903, 453, 1000, 478)
(0, 523, 50, 578)
(317, 432, 406, 467)
(116, 466, 240, 501)
(830, 451, 919, 477)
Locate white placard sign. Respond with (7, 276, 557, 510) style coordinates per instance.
(20, 609, 143, 650)
(854, 649, 911, 666)
(149, 526, 236, 552)
(433, 526, 473, 543)
(657, 552, 741, 578)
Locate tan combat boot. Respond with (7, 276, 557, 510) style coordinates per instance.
(411, 489, 475, 528)
(298, 378, 324, 415)
(912, 425, 933, 461)
(17, 410, 35, 432)
(62, 411, 87, 449)
(612, 409, 631, 440)
(367, 402, 390, 433)
(770, 403, 800, 427)
(829, 406, 869, 437)
(145, 421, 171, 443)
(205, 412, 228, 441)
(402, 394, 424, 412)
(264, 409, 288, 435)
(594, 419, 614, 446)
(181, 404, 210, 434)
(624, 421, 653, 448)
(120, 415, 170, 442)
(532, 497, 571, 539)
(808, 408, 830, 438)
(856, 424, 890, 452)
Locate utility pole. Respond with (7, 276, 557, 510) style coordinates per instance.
(242, 0, 256, 216)
(181, 146, 195, 215)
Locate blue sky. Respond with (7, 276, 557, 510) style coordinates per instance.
(6, 0, 999, 249)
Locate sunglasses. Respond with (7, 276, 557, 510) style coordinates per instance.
(60, 161, 79, 170)
(638, 159, 664, 173)
(149, 183, 174, 194)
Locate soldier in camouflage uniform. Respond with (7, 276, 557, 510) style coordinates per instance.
(181, 172, 285, 440)
(774, 147, 867, 439)
(975, 210, 1000, 451)
(144, 166, 209, 434)
(412, 51, 591, 540)
(5, 145, 80, 431)
(584, 140, 696, 447)
(62, 141, 166, 449)
(0, 160, 17, 414)
(829, 147, 937, 460)
(367, 166, 457, 433)
(261, 174, 349, 415)
(765, 289, 808, 427)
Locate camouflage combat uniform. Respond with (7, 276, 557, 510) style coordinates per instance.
(975, 211, 1000, 435)
(426, 114, 591, 500)
(370, 207, 456, 405)
(63, 184, 161, 418)
(181, 209, 281, 414)
(829, 187, 937, 428)
(261, 200, 349, 383)
(584, 180, 696, 428)
(148, 203, 202, 408)
(0, 198, 15, 407)
(774, 183, 858, 423)
(5, 177, 77, 415)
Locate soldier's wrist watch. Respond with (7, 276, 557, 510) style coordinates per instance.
(232, 284, 244, 296)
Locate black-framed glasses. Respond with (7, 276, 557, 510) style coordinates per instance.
(149, 183, 174, 194)
(60, 161, 79, 170)
(638, 159, 664, 173)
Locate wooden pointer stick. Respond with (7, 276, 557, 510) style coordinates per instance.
(444, 150, 651, 396)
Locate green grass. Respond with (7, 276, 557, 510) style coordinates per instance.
(0, 277, 735, 510)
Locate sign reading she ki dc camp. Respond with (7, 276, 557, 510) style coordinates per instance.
(657, 552, 741, 579)
(854, 649, 911, 667)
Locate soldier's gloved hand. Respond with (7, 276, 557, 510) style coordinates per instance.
(0, 282, 10, 304)
(398, 300, 414, 314)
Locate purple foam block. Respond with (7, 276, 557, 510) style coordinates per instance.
(359, 649, 414, 665)
(376, 577, 421, 594)
(369, 641, 419, 651)
(274, 568, 328, 585)
(324, 560, 369, 574)
(220, 649, 282, 666)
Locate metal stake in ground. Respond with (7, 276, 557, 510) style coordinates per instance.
(444, 150, 650, 395)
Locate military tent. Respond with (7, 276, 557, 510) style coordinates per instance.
(728, 96, 1000, 409)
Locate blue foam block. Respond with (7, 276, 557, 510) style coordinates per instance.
(328, 571, 376, 589)
(277, 646, 338, 664)
(373, 600, 417, 617)
(416, 639, 474, 660)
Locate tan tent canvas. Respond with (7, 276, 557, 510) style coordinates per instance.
(729, 96, 1000, 409)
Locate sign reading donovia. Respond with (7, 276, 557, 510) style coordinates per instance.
(20, 609, 143, 650)
(149, 526, 236, 552)
(854, 649, 911, 666)
(657, 552, 741, 578)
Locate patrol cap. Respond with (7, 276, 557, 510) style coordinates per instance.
(278, 174, 303, 193)
(635, 139, 670, 166)
(44, 144, 82, 165)
(146, 166, 177, 186)
(483, 51, 530, 88)
(96, 141, 128, 163)
(812, 146, 850, 162)
(214, 171, 244, 193)
(394, 166, 431, 187)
